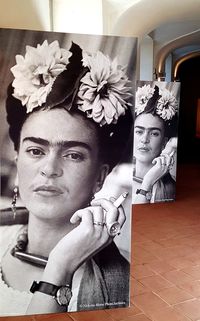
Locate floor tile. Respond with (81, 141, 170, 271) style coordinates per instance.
(105, 304, 142, 321)
(3, 316, 37, 321)
(139, 274, 173, 292)
(132, 232, 150, 243)
(187, 253, 200, 266)
(181, 265, 200, 280)
(124, 314, 152, 321)
(132, 264, 155, 279)
(174, 299, 200, 320)
(156, 286, 193, 305)
(131, 277, 150, 296)
(162, 270, 195, 286)
(133, 292, 169, 316)
(138, 240, 164, 253)
(178, 280, 200, 297)
(149, 306, 191, 321)
(33, 314, 74, 321)
(70, 310, 115, 321)
(155, 246, 193, 260)
(147, 260, 175, 274)
(132, 246, 158, 264)
(168, 257, 195, 269)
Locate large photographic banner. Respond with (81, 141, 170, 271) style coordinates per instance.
(0, 28, 137, 316)
(132, 80, 180, 204)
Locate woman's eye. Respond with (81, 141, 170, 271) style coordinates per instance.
(135, 130, 143, 135)
(151, 132, 159, 137)
(27, 148, 44, 157)
(63, 152, 84, 161)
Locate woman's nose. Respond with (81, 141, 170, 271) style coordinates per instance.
(141, 131, 150, 143)
(40, 154, 63, 178)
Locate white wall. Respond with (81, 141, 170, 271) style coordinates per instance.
(139, 35, 153, 81)
(52, 0, 103, 34)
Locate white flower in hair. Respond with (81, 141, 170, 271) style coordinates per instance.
(156, 88, 178, 120)
(135, 84, 155, 115)
(76, 51, 132, 126)
(11, 40, 71, 113)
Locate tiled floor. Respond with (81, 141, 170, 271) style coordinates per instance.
(129, 164, 200, 321)
(2, 164, 200, 321)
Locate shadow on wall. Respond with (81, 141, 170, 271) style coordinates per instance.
(0, 0, 50, 31)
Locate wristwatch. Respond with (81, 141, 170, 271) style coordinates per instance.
(136, 188, 152, 201)
(30, 281, 72, 306)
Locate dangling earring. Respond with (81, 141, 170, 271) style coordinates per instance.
(11, 186, 18, 220)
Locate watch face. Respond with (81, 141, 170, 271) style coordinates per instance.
(146, 192, 151, 201)
(56, 286, 72, 306)
(136, 189, 151, 201)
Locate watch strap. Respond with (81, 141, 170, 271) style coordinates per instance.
(136, 188, 151, 200)
(30, 281, 59, 296)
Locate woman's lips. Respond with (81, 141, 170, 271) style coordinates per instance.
(138, 147, 150, 152)
(34, 185, 64, 196)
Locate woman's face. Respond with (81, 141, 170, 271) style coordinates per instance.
(134, 113, 165, 164)
(16, 108, 108, 222)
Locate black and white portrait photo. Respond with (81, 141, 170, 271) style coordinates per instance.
(132, 81, 180, 204)
(0, 28, 137, 316)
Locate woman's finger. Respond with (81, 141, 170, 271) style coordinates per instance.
(152, 156, 162, 166)
(117, 208, 126, 228)
(91, 198, 119, 223)
(153, 155, 170, 172)
(160, 155, 168, 167)
(91, 197, 126, 234)
(70, 208, 93, 225)
(89, 205, 105, 229)
(70, 205, 107, 240)
(160, 154, 169, 167)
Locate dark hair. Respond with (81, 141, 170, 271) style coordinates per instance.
(136, 85, 178, 139)
(6, 42, 133, 172)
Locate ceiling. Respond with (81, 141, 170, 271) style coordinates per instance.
(106, 0, 200, 73)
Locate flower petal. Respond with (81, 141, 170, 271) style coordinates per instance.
(11, 40, 71, 113)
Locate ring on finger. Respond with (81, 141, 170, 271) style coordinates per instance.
(93, 221, 104, 227)
(106, 221, 121, 237)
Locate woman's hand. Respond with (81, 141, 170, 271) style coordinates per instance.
(27, 199, 125, 314)
(161, 137, 178, 156)
(144, 137, 177, 189)
(42, 198, 125, 286)
(141, 152, 174, 192)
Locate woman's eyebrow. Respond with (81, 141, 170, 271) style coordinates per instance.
(22, 136, 92, 151)
(135, 125, 161, 132)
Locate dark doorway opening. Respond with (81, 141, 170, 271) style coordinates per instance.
(177, 56, 200, 164)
